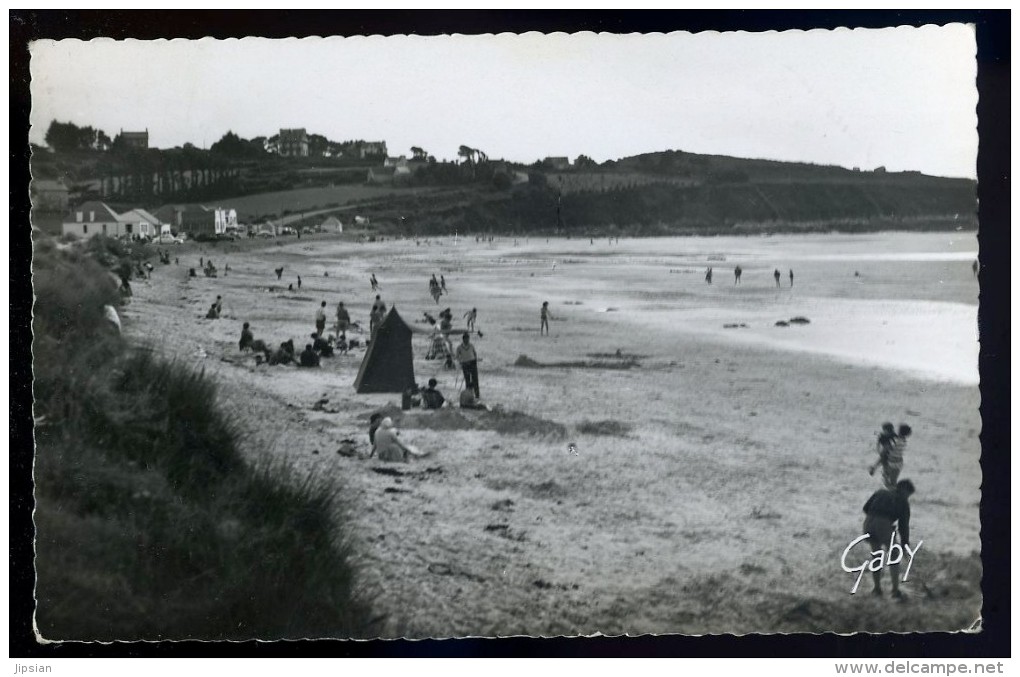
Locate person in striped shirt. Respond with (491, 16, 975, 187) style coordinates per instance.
(870, 423, 912, 490)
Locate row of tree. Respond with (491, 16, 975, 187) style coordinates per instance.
(44, 120, 126, 153)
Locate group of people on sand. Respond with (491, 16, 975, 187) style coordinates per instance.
(237, 307, 343, 367)
(706, 266, 794, 286)
(205, 295, 224, 319)
(860, 421, 917, 601)
(428, 274, 448, 303)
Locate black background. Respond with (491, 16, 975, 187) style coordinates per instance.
(9, 9, 1010, 659)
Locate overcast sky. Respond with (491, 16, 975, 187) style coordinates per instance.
(29, 26, 977, 178)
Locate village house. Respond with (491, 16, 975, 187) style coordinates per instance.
(358, 141, 388, 159)
(117, 208, 163, 239)
(61, 201, 125, 239)
(153, 204, 236, 236)
(384, 156, 408, 168)
(544, 156, 571, 170)
(279, 128, 309, 157)
(118, 129, 149, 149)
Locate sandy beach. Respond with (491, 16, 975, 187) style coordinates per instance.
(120, 231, 982, 637)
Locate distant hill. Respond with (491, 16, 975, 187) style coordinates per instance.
(31, 145, 976, 237)
(399, 150, 977, 236)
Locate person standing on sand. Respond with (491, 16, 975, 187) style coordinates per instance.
(887, 424, 912, 490)
(540, 301, 554, 335)
(464, 307, 477, 331)
(370, 294, 387, 334)
(789, 269, 794, 286)
(336, 301, 351, 335)
(705, 267, 713, 284)
(734, 265, 742, 285)
(297, 275, 302, 289)
(214, 295, 223, 316)
(315, 301, 328, 336)
(239, 322, 254, 351)
(862, 479, 916, 600)
(441, 275, 447, 293)
(972, 259, 978, 277)
(774, 269, 781, 287)
(455, 332, 480, 398)
(869, 422, 898, 482)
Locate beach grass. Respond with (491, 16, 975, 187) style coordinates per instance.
(32, 235, 375, 640)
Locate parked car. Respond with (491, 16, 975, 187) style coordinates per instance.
(257, 230, 275, 238)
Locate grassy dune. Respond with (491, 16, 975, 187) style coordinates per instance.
(32, 235, 375, 640)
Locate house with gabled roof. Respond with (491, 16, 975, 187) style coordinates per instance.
(117, 208, 163, 239)
(62, 201, 124, 239)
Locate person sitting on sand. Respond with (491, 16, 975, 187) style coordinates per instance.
(205, 303, 220, 320)
(239, 322, 254, 351)
(374, 417, 414, 463)
(298, 343, 320, 368)
(311, 332, 334, 357)
(862, 479, 916, 600)
(422, 378, 446, 410)
(368, 413, 383, 453)
(269, 340, 295, 366)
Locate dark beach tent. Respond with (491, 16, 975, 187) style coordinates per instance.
(354, 307, 416, 393)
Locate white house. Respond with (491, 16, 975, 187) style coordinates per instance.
(62, 201, 124, 239)
(214, 208, 238, 233)
(117, 208, 163, 239)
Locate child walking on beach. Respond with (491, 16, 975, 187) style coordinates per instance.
(869, 422, 912, 490)
(540, 302, 554, 336)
